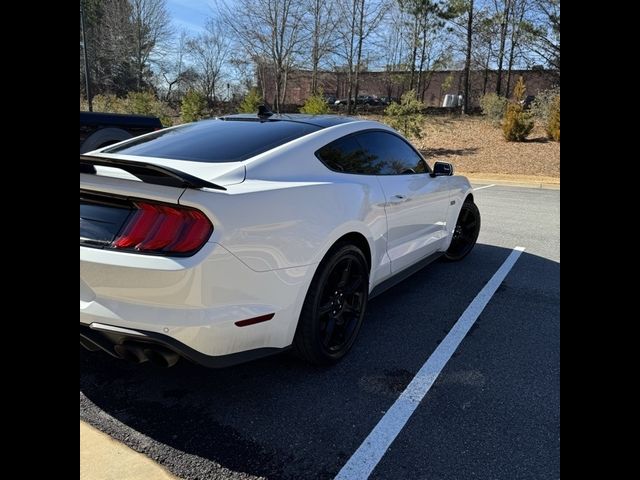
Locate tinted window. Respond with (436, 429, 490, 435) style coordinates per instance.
(316, 131, 427, 175)
(316, 135, 385, 174)
(354, 131, 427, 175)
(105, 119, 321, 163)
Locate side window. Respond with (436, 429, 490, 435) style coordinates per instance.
(316, 135, 385, 174)
(353, 131, 428, 175)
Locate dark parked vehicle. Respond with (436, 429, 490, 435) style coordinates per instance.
(323, 94, 337, 104)
(334, 96, 382, 107)
(357, 95, 381, 106)
(80, 111, 163, 153)
(334, 98, 354, 106)
(521, 95, 535, 109)
(379, 96, 399, 105)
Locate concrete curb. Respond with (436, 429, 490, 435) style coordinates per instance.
(462, 173, 560, 190)
(81, 421, 176, 480)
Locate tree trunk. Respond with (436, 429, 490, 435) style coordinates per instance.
(505, 45, 515, 99)
(409, 15, 419, 91)
(311, 0, 320, 95)
(505, 0, 526, 98)
(258, 61, 267, 106)
(282, 66, 289, 111)
(495, 0, 511, 96)
(347, 0, 357, 115)
(353, 0, 366, 110)
(274, 67, 281, 112)
(417, 21, 428, 100)
(462, 0, 474, 115)
(136, 16, 143, 91)
(482, 50, 491, 95)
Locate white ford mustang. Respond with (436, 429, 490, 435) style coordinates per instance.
(80, 112, 480, 368)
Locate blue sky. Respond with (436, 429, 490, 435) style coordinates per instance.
(166, 0, 214, 34)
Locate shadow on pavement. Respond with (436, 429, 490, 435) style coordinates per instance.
(80, 243, 559, 480)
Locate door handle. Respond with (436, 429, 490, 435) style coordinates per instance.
(393, 194, 406, 199)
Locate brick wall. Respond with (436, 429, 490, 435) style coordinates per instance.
(260, 69, 558, 107)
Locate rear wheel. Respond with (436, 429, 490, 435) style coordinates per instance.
(443, 200, 481, 261)
(294, 244, 369, 365)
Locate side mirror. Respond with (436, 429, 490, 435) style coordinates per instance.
(430, 161, 454, 177)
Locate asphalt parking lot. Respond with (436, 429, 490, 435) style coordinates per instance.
(80, 184, 560, 480)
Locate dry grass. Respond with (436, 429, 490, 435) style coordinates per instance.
(361, 115, 560, 178)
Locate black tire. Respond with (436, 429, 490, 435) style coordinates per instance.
(443, 200, 481, 261)
(80, 127, 133, 154)
(294, 243, 369, 366)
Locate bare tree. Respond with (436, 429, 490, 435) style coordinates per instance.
(493, 0, 512, 95)
(334, 0, 387, 113)
(304, 0, 338, 95)
(462, 0, 474, 114)
(416, 30, 451, 102)
(217, 0, 306, 112)
(473, 8, 500, 95)
(379, 4, 410, 99)
(187, 19, 230, 102)
(442, 0, 475, 114)
(158, 30, 189, 101)
(504, 0, 528, 96)
(129, 0, 172, 91)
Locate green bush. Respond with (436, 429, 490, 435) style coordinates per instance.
(502, 77, 533, 141)
(180, 90, 207, 123)
(384, 90, 425, 139)
(239, 88, 263, 113)
(546, 94, 560, 141)
(299, 93, 329, 114)
(80, 92, 174, 126)
(479, 93, 508, 125)
(81, 93, 128, 114)
(125, 91, 172, 126)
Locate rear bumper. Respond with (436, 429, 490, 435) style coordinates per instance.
(80, 323, 289, 368)
(80, 242, 315, 360)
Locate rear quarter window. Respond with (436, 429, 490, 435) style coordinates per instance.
(316, 135, 384, 174)
(316, 130, 428, 175)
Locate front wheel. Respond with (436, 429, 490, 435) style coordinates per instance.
(443, 200, 481, 261)
(294, 244, 369, 366)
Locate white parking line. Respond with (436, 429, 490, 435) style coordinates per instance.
(473, 184, 496, 191)
(334, 246, 526, 480)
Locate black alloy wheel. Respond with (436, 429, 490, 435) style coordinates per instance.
(294, 243, 369, 365)
(444, 200, 481, 261)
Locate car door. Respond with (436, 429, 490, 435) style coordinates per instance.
(353, 131, 451, 274)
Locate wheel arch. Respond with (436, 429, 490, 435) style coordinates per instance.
(284, 226, 377, 348)
(442, 178, 475, 251)
(323, 232, 372, 272)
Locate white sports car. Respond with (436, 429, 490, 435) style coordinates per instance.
(80, 112, 480, 368)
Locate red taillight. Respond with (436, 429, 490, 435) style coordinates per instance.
(112, 201, 213, 255)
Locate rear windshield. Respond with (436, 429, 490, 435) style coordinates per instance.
(104, 119, 321, 163)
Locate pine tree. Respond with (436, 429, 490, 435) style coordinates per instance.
(502, 76, 533, 141)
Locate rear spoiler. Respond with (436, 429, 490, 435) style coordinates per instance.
(80, 155, 226, 191)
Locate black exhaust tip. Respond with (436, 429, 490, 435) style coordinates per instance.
(144, 347, 179, 368)
(114, 344, 148, 364)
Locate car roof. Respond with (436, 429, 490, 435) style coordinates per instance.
(218, 113, 359, 128)
(103, 114, 363, 164)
